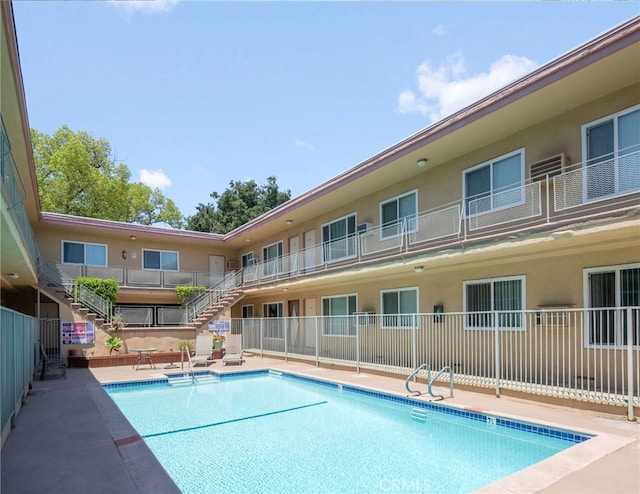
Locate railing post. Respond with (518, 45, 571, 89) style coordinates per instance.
(284, 317, 288, 363)
(545, 174, 551, 223)
(315, 317, 320, 367)
(494, 311, 501, 397)
(356, 316, 361, 374)
(259, 318, 264, 358)
(412, 314, 417, 371)
(627, 309, 636, 422)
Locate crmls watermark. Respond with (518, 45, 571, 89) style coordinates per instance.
(379, 478, 432, 492)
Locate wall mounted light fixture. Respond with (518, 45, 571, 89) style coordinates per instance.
(417, 158, 428, 167)
(414, 266, 424, 273)
(122, 250, 127, 260)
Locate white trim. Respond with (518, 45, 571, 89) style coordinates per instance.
(321, 212, 358, 263)
(380, 286, 419, 330)
(581, 104, 640, 204)
(141, 248, 179, 271)
(463, 275, 526, 331)
(582, 263, 640, 349)
(379, 189, 418, 240)
(321, 293, 359, 337)
(463, 148, 526, 218)
(61, 240, 108, 267)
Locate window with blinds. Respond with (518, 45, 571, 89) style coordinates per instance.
(464, 277, 524, 330)
(586, 265, 639, 346)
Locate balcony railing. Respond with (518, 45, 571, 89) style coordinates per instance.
(47, 262, 223, 289)
(233, 307, 640, 416)
(241, 151, 639, 287)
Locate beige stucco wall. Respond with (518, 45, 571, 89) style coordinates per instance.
(235, 237, 638, 317)
(242, 85, 639, 260)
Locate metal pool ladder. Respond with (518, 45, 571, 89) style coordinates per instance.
(405, 363, 454, 400)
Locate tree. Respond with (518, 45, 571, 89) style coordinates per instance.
(187, 176, 291, 233)
(31, 126, 184, 228)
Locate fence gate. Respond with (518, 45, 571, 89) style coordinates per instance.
(39, 319, 61, 355)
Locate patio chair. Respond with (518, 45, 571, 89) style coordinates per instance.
(191, 334, 214, 367)
(40, 342, 66, 380)
(223, 333, 244, 366)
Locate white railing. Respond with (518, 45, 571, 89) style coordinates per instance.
(467, 181, 542, 231)
(554, 149, 640, 211)
(234, 307, 640, 415)
(40, 260, 112, 323)
(114, 307, 153, 327)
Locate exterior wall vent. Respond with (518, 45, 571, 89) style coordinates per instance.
(357, 222, 373, 234)
(530, 153, 569, 182)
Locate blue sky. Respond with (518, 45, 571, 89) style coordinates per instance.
(13, 1, 639, 222)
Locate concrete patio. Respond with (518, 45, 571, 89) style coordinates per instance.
(2, 355, 639, 493)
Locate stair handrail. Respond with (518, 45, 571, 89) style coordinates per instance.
(39, 260, 112, 323)
(405, 364, 454, 400)
(182, 346, 196, 383)
(427, 366, 454, 401)
(405, 363, 431, 395)
(185, 269, 244, 323)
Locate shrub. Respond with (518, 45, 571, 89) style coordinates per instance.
(175, 285, 206, 306)
(75, 277, 118, 305)
(105, 335, 123, 355)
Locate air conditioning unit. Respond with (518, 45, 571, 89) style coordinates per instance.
(530, 153, 570, 182)
(357, 222, 373, 234)
(226, 260, 240, 270)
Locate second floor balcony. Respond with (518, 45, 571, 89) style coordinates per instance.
(43, 150, 639, 293)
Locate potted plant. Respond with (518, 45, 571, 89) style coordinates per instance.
(105, 335, 123, 355)
(109, 313, 126, 332)
(213, 334, 225, 350)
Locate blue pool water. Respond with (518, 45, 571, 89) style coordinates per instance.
(105, 371, 590, 493)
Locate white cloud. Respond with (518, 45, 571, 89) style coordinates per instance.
(108, 0, 178, 16)
(397, 52, 538, 123)
(432, 25, 446, 37)
(296, 139, 315, 151)
(139, 169, 172, 189)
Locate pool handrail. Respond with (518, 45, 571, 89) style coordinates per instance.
(405, 363, 454, 400)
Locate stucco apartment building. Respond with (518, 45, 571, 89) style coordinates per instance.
(2, 2, 639, 441)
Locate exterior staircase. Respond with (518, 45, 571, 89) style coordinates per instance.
(189, 287, 245, 330)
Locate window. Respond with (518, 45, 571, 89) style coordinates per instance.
(464, 276, 525, 330)
(241, 252, 255, 268)
(262, 242, 283, 277)
(262, 302, 283, 339)
(381, 288, 418, 328)
(62, 241, 107, 266)
(242, 305, 254, 318)
(322, 214, 357, 262)
(380, 191, 417, 238)
(585, 264, 639, 347)
(142, 249, 178, 271)
(583, 106, 640, 201)
(322, 294, 357, 336)
(464, 150, 524, 215)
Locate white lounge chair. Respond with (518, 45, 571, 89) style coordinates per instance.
(223, 333, 244, 366)
(191, 334, 213, 367)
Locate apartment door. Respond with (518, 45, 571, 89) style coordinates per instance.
(208, 255, 225, 286)
(303, 229, 316, 272)
(288, 235, 300, 274)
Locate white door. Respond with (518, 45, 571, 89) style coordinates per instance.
(303, 229, 316, 272)
(208, 255, 225, 286)
(288, 235, 300, 273)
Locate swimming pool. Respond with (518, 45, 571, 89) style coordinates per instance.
(105, 370, 591, 493)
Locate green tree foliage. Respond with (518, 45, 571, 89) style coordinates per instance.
(187, 176, 291, 233)
(31, 126, 184, 228)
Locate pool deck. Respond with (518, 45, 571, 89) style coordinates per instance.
(2, 355, 639, 493)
